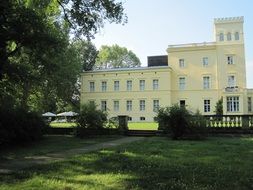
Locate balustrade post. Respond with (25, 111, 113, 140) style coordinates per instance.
(242, 115, 249, 128)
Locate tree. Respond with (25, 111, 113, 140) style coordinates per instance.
(215, 98, 223, 116)
(96, 44, 141, 68)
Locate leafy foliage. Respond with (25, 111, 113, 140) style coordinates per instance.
(156, 105, 206, 139)
(96, 44, 141, 68)
(215, 97, 223, 115)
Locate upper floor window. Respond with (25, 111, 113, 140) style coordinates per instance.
(204, 100, 210, 112)
(227, 55, 234, 65)
(127, 80, 132, 91)
(114, 81, 119, 91)
(179, 59, 185, 68)
(227, 32, 232, 41)
(235, 32, 240, 40)
(203, 57, 208, 66)
(101, 101, 107, 111)
(89, 82, 95, 92)
(179, 77, 185, 90)
(219, 33, 224, 41)
(228, 75, 236, 87)
(153, 100, 159, 112)
(203, 76, 210, 89)
(113, 100, 119, 111)
(248, 97, 252, 112)
(139, 100, 145, 111)
(101, 81, 107, 92)
(153, 79, 159, 90)
(227, 96, 239, 112)
(139, 80, 145, 91)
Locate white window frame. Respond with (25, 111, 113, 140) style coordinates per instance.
(153, 100, 159, 112)
(204, 100, 210, 112)
(227, 55, 234, 65)
(235, 32, 239, 41)
(101, 101, 107, 111)
(179, 59, 185, 68)
(139, 80, 145, 91)
(126, 100, 132, 111)
(219, 33, 224, 41)
(227, 96, 239, 112)
(139, 100, 145, 111)
(127, 80, 132, 91)
(89, 81, 95, 92)
(113, 100, 119, 111)
(153, 79, 159, 90)
(101, 81, 107, 92)
(203, 76, 210, 89)
(227, 32, 232, 41)
(179, 77, 185, 90)
(228, 75, 236, 87)
(203, 57, 208, 66)
(114, 81, 119, 91)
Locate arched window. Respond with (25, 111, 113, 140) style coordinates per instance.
(235, 32, 239, 40)
(219, 33, 224, 41)
(227, 32, 231, 41)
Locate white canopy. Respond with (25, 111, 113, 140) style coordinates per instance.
(42, 112, 56, 117)
(57, 111, 78, 117)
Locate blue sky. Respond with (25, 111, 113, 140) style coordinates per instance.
(93, 0, 253, 88)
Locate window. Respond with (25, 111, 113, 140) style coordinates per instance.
(89, 82, 95, 92)
(179, 59, 185, 68)
(127, 80, 132, 91)
(139, 80, 145, 91)
(227, 96, 239, 112)
(204, 100, 210, 112)
(179, 77, 185, 90)
(248, 97, 252, 112)
(153, 100, 159, 112)
(140, 100, 145, 111)
(180, 100, 185, 108)
(113, 101, 119, 111)
(140, 117, 145, 121)
(126, 100, 132, 111)
(227, 56, 234, 65)
(219, 33, 224, 41)
(228, 75, 236, 87)
(101, 101, 107, 111)
(114, 81, 119, 91)
(89, 100, 95, 105)
(128, 117, 132, 121)
(153, 79, 159, 90)
(203, 57, 208, 66)
(203, 76, 210, 89)
(101, 81, 107, 92)
(235, 32, 239, 40)
(227, 32, 232, 41)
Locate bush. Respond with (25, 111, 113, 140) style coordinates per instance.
(0, 107, 46, 145)
(77, 103, 107, 129)
(156, 105, 207, 140)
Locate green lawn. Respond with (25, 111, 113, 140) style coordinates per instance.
(1, 136, 253, 190)
(50, 122, 77, 128)
(128, 122, 158, 130)
(0, 135, 120, 161)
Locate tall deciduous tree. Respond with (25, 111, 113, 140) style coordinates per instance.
(96, 44, 141, 69)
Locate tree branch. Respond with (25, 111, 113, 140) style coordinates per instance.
(57, 0, 73, 28)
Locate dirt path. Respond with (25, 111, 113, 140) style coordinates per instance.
(0, 136, 145, 174)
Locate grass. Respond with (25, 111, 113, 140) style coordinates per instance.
(128, 122, 158, 130)
(50, 122, 77, 128)
(0, 135, 120, 161)
(1, 136, 253, 190)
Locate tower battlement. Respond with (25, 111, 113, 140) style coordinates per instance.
(214, 16, 244, 24)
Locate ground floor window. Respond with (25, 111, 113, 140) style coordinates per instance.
(227, 96, 239, 112)
(101, 101, 107, 111)
(204, 100, 210, 112)
(153, 100, 159, 112)
(140, 117, 145, 121)
(128, 117, 132, 121)
(113, 100, 119, 111)
(248, 97, 252, 112)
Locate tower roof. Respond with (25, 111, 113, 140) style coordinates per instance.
(214, 16, 244, 24)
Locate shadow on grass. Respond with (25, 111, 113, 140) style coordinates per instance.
(1, 137, 253, 190)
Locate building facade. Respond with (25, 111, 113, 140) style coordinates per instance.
(81, 16, 253, 122)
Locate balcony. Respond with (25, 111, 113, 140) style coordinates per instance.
(225, 86, 239, 92)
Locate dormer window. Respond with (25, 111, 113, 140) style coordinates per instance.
(219, 33, 224, 41)
(227, 32, 231, 41)
(235, 32, 239, 40)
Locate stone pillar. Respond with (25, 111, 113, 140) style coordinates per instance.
(118, 115, 128, 135)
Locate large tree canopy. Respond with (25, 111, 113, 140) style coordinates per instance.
(96, 44, 141, 69)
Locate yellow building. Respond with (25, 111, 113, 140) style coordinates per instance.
(81, 16, 253, 122)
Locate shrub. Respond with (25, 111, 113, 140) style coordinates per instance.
(77, 102, 107, 129)
(0, 107, 46, 145)
(156, 105, 207, 140)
